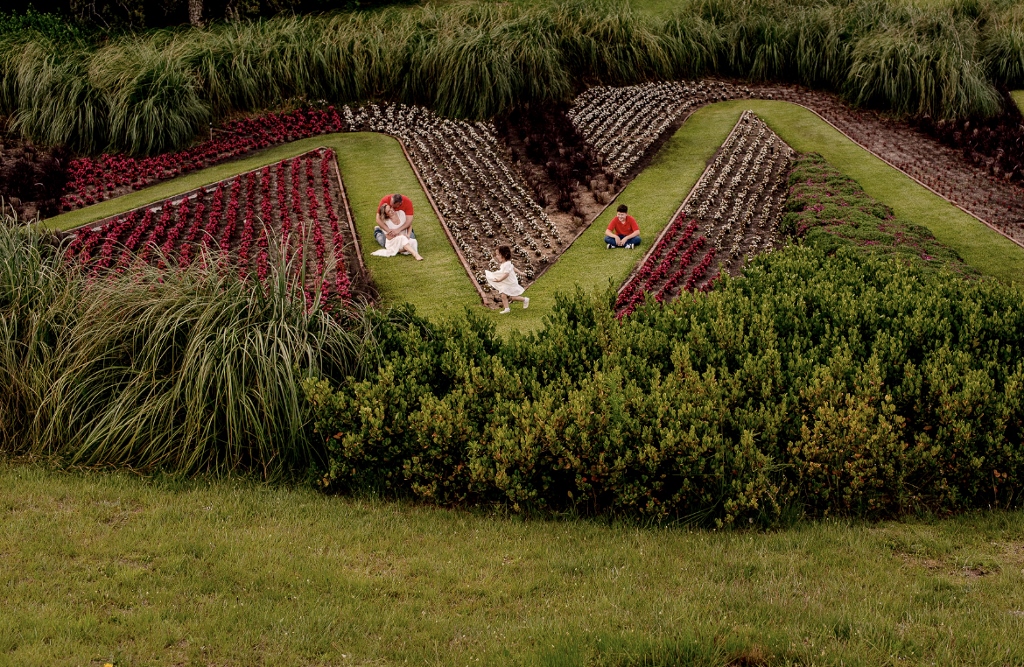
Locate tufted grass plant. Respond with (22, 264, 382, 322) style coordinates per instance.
(33, 250, 377, 477)
(0, 215, 379, 477)
(0, 213, 77, 450)
(0, 0, 1018, 155)
(984, 6, 1024, 89)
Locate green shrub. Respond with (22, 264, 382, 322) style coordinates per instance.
(306, 248, 1024, 526)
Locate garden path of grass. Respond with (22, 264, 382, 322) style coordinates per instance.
(3, 462, 1024, 667)
(42, 101, 1024, 333)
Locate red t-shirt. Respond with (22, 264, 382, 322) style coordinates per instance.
(607, 214, 639, 237)
(379, 194, 414, 218)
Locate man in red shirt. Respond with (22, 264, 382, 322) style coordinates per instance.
(374, 193, 416, 247)
(605, 204, 641, 249)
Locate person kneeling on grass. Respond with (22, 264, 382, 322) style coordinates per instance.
(485, 245, 529, 314)
(605, 204, 641, 249)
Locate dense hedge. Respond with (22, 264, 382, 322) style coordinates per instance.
(783, 153, 973, 274)
(1, 0, 1021, 155)
(305, 248, 1024, 526)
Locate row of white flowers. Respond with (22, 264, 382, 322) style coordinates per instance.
(568, 80, 767, 176)
(682, 111, 794, 265)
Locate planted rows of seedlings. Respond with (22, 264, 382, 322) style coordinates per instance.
(350, 104, 562, 296)
(63, 148, 358, 303)
(617, 112, 793, 317)
(569, 80, 770, 177)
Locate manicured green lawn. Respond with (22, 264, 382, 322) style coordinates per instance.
(43, 102, 1024, 334)
(1012, 91, 1024, 115)
(2, 462, 1023, 666)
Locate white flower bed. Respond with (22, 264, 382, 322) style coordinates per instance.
(683, 111, 794, 266)
(569, 80, 768, 177)
(349, 104, 562, 288)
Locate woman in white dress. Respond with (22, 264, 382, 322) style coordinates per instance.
(371, 203, 423, 261)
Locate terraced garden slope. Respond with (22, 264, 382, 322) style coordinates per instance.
(39, 95, 1024, 332)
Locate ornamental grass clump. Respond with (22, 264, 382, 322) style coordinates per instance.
(2, 0, 1021, 156)
(0, 216, 377, 477)
(0, 216, 78, 449)
(32, 253, 373, 476)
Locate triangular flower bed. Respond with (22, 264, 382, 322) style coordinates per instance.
(63, 148, 366, 304)
(617, 111, 794, 317)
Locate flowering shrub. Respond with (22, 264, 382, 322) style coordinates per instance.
(305, 246, 1024, 526)
(63, 148, 357, 303)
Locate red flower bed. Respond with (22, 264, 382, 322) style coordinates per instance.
(64, 148, 358, 304)
(60, 107, 349, 212)
(615, 213, 718, 317)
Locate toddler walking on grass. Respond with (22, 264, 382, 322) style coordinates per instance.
(485, 245, 529, 314)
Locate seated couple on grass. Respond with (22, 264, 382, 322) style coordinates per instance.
(605, 204, 641, 249)
(372, 193, 422, 261)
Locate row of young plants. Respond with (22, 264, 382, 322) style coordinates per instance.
(59, 107, 346, 210)
(1, 0, 1021, 156)
(63, 148, 359, 303)
(304, 245, 1024, 526)
(783, 153, 975, 275)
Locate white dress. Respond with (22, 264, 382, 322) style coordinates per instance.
(485, 261, 524, 296)
(372, 211, 418, 257)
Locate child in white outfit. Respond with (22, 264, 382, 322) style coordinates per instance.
(485, 245, 529, 314)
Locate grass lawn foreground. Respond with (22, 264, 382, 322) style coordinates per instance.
(2, 463, 1023, 666)
(42, 102, 1024, 334)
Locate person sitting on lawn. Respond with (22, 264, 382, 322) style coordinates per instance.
(605, 204, 641, 249)
(485, 245, 529, 314)
(374, 193, 415, 247)
(371, 202, 423, 261)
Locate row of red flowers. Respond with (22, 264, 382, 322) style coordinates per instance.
(61, 107, 350, 212)
(63, 148, 353, 303)
(615, 212, 721, 317)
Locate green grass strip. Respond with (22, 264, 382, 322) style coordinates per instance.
(1012, 91, 1024, 115)
(43, 102, 1024, 334)
(335, 134, 480, 322)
